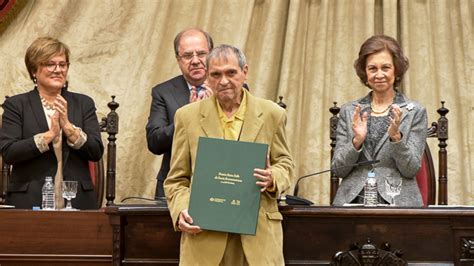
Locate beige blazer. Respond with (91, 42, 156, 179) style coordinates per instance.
(164, 89, 294, 265)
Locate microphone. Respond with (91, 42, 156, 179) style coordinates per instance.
(285, 160, 380, 205)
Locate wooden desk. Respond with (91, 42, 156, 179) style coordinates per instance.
(0, 209, 113, 265)
(106, 205, 474, 265)
(106, 204, 180, 265)
(280, 205, 474, 265)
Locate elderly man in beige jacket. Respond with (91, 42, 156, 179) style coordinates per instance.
(164, 44, 294, 265)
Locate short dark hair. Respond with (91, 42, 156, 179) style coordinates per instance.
(25, 37, 70, 81)
(354, 35, 409, 88)
(173, 28, 213, 57)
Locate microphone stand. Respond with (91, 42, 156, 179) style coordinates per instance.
(285, 160, 380, 206)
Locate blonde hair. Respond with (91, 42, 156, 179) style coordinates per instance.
(24, 37, 70, 81)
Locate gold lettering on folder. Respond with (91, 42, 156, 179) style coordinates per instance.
(210, 197, 226, 203)
(214, 172, 243, 185)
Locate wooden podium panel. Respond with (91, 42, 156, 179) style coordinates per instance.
(0, 209, 112, 265)
(106, 205, 180, 265)
(4, 205, 474, 265)
(280, 206, 474, 265)
(106, 205, 474, 265)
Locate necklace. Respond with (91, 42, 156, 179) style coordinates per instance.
(40, 97, 55, 111)
(370, 102, 392, 114)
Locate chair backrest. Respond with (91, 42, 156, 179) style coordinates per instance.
(416, 145, 436, 205)
(329, 101, 449, 206)
(100, 96, 119, 206)
(0, 96, 119, 208)
(89, 156, 105, 208)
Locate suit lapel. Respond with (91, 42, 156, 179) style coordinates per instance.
(239, 91, 263, 142)
(199, 90, 263, 141)
(61, 89, 72, 166)
(171, 75, 190, 108)
(353, 96, 373, 161)
(199, 97, 223, 139)
(27, 89, 49, 133)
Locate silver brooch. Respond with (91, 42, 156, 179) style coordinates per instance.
(406, 103, 414, 111)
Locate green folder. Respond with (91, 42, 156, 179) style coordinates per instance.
(188, 137, 268, 235)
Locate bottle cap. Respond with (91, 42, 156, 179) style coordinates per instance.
(368, 171, 375, 178)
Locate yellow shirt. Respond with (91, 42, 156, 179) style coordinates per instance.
(216, 90, 276, 192)
(216, 89, 247, 141)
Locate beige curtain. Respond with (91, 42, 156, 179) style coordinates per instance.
(0, 0, 472, 205)
(399, 0, 474, 204)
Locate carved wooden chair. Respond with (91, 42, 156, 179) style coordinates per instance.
(0, 96, 119, 208)
(331, 238, 407, 265)
(329, 101, 449, 206)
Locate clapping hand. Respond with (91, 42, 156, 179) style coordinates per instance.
(53, 95, 71, 129)
(53, 95, 78, 141)
(189, 84, 213, 103)
(388, 104, 402, 142)
(48, 111, 61, 143)
(352, 104, 368, 150)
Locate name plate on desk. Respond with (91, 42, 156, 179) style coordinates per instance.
(189, 137, 268, 235)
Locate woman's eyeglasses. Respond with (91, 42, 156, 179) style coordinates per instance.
(42, 61, 70, 72)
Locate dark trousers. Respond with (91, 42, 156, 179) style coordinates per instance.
(155, 179, 165, 200)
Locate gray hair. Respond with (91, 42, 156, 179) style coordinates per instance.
(206, 44, 247, 70)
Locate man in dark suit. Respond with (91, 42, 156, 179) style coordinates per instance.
(146, 28, 214, 199)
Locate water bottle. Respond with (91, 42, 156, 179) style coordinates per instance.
(364, 171, 378, 207)
(42, 176, 55, 210)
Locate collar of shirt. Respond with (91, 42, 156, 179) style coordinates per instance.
(186, 81, 204, 92)
(216, 88, 247, 140)
(216, 88, 247, 122)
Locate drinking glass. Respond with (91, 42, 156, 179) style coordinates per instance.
(61, 180, 78, 211)
(385, 178, 402, 206)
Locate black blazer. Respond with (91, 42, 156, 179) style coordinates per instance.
(0, 88, 104, 209)
(146, 75, 189, 186)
